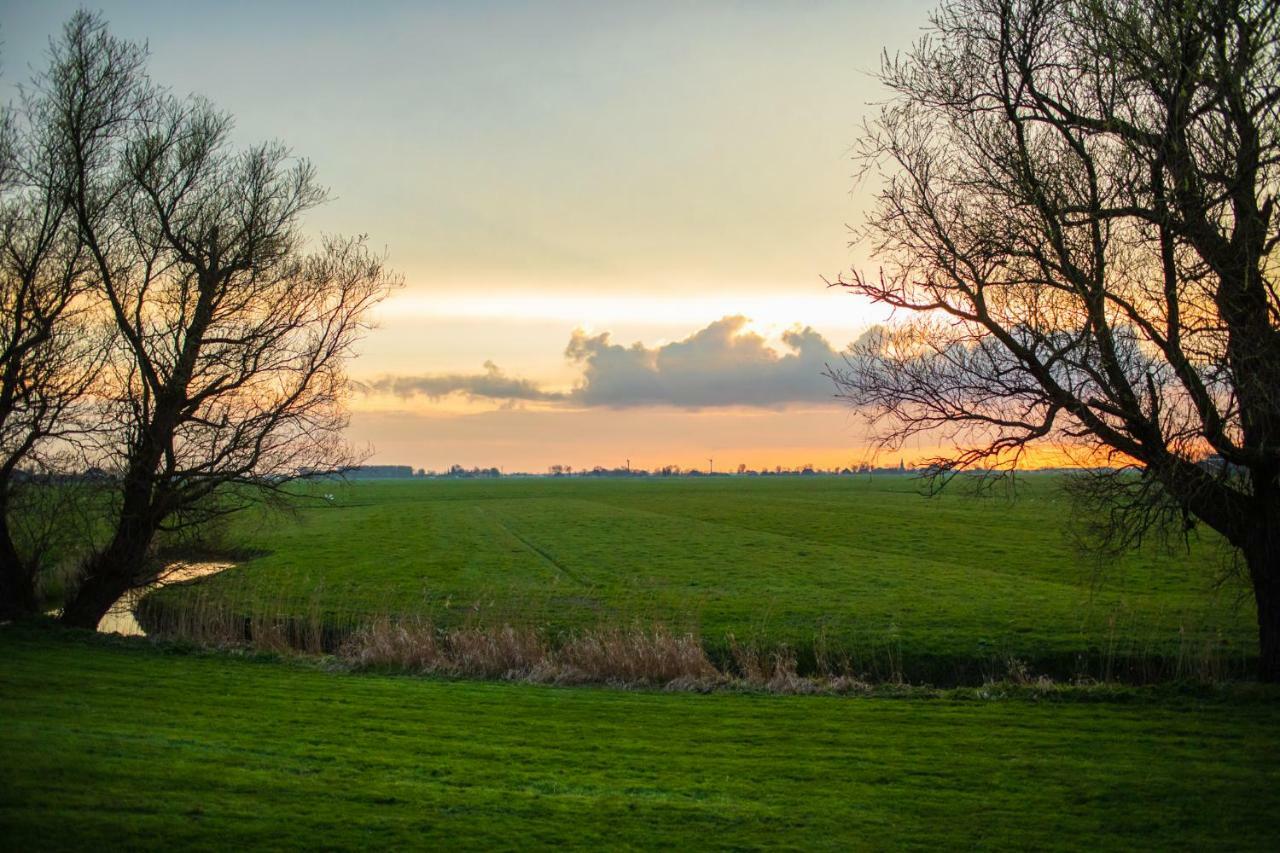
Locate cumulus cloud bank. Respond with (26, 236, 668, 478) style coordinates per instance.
(371, 316, 861, 409)
(565, 316, 841, 407)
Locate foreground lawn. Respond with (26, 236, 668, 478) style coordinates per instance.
(145, 476, 1255, 679)
(1, 627, 1277, 850)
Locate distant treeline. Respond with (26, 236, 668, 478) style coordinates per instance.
(17, 462, 1118, 483)
(341, 461, 921, 479)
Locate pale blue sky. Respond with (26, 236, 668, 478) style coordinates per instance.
(1, 1, 936, 470)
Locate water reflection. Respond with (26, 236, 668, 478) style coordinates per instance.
(99, 561, 234, 636)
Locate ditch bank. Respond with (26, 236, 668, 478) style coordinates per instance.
(132, 592, 1258, 687)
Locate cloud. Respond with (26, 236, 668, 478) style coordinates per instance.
(367, 360, 565, 402)
(566, 316, 842, 407)
(368, 316, 861, 408)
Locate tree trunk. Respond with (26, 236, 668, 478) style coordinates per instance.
(60, 537, 151, 630)
(1243, 483, 1280, 682)
(59, 568, 125, 629)
(60, 446, 165, 629)
(0, 557, 37, 619)
(1250, 547, 1280, 684)
(0, 511, 37, 619)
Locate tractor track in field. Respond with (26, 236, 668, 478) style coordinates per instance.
(481, 509, 593, 589)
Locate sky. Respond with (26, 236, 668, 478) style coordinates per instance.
(1, 0, 938, 472)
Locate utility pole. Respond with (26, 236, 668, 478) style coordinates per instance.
(708, 458, 713, 475)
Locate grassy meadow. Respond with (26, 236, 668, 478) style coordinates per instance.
(140, 475, 1256, 682)
(6, 476, 1277, 850)
(2, 626, 1278, 851)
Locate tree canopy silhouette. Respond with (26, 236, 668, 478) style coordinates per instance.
(829, 0, 1280, 678)
(0, 12, 399, 626)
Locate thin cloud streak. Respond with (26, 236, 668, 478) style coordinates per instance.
(366, 361, 565, 402)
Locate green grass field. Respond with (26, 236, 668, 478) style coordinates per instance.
(144, 475, 1256, 681)
(2, 626, 1277, 851)
(7, 478, 1276, 849)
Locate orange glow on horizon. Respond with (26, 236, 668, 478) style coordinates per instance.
(348, 405, 1133, 475)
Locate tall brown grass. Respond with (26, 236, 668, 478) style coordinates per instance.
(136, 580, 1252, 690)
(341, 618, 721, 687)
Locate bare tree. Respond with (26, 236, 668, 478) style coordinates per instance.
(828, 0, 1280, 678)
(0, 50, 105, 618)
(30, 13, 399, 627)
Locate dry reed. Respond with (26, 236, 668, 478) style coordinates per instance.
(340, 619, 720, 687)
(137, 581, 1252, 690)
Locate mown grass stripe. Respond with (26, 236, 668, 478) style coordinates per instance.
(1, 626, 1278, 850)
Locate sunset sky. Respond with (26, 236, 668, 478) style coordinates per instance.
(3, 1, 937, 472)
